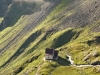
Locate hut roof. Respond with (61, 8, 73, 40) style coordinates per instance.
(45, 48, 54, 55)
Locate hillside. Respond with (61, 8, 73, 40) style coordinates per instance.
(0, 0, 100, 75)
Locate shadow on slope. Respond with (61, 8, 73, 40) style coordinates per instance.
(0, 1, 40, 30)
(12, 54, 41, 75)
(53, 56, 70, 66)
(0, 31, 41, 67)
(53, 29, 76, 48)
(87, 36, 100, 46)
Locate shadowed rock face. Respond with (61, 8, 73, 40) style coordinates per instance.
(0, 0, 59, 30)
(0, 0, 13, 17)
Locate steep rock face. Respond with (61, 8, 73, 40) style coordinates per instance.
(55, 0, 100, 31)
(1, 1, 36, 29)
(0, 0, 61, 30)
(0, 0, 13, 17)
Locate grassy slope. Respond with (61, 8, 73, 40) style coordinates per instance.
(0, 0, 100, 75)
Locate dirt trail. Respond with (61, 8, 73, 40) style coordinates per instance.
(35, 57, 45, 75)
(67, 55, 100, 67)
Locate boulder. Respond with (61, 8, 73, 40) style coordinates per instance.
(93, 51, 99, 57)
(91, 61, 100, 65)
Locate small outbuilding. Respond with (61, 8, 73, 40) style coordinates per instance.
(45, 48, 59, 60)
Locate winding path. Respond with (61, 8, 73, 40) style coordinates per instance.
(36, 62, 41, 75)
(67, 55, 100, 67)
(35, 57, 45, 75)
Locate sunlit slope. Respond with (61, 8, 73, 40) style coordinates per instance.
(0, 0, 62, 75)
(0, 0, 100, 75)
